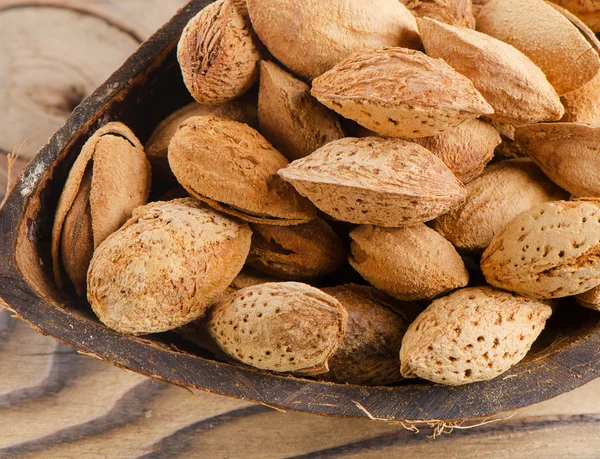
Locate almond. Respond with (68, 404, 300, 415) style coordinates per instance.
(401, 0, 476, 28)
(481, 200, 600, 298)
(515, 123, 600, 197)
(177, 0, 263, 104)
(279, 137, 467, 227)
(576, 286, 600, 312)
(52, 122, 151, 294)
(550, 0, 600, 32)
(311, 48, 494, 138)
(87, 199, 252, 334)
(433, 159, 568, 253)
(419, 18, 564, 125)
(321, 284, 419, 385)
(477, 0, 600, 96)
(411, 119, 500, 183)
(560, 73, 600, 125)
(207, 282, 348, 375)
(247, 218, 346, 280)
(349, 224, 469, 301)
(258, 60, 345, 161)
(400, 287, 552, 385)
(246, 0, 420, 81)
(146, 97, 258, 181)
(168, 116, 316, 225)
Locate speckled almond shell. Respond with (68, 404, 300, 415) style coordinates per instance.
(321, 284, 417, 386)
(207, 282, 348, 375)
(311, 48, 494, 138)
(168, 116, 316, 225)
(481, 200, 600, 298)
(401, 0, 476, 28)
(433, 159, 568, 253)
(419, 18, 564, 125)
(576, 286, 600, 312)
(551, 0, 600, 31)
(279, 137, 467, 227)
(177, 0, 263, 105)
(51, 122, 151, 291)
(349, 224, 469, 301)
(477, 0, 600, 96)
(246, 0, 421, 81)
(400, 287, 552, 386)
(258, 60, 345, 161)
(146, 97, 258, 181)
(87, 199, 252, 335)
(247, 218, 346, 280)
(515, 123, 600, 197)
(411, 119, 500, 183)
(561, 72, 600, 124)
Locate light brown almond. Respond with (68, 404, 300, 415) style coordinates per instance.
(515, 123, 600, 197)
(411, 119, 500, 183)
(576, 286, 600, 312)
(247, 218, 346, 280)
(177, 0, 263, 104)
(246, 0, 420, 81)
(258, 60, 344, 161)
(400, 287, 552, 385)
(279, 137, 467, 227)
(481, 200, 600, 298)
(433, 159, 568, 253)
(477, 0, 600, 96)
(207, 282, 348, 375)
(401, 0, 476, 28)
(87, 199, 252, 334)
(349, 224, 469, 301)
(168, 116, 316, 225)
(560, 72, 600, 124)
(311, 48, 494, 138)
(550, 0, 600, 31)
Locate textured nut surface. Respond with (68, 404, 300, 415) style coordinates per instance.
(207, 282, 348, 374)
(311, 48, 493, 138)
(177, 0, 262, 104)
(87, 199, 252, 334)
(481, 200, 600, 298)
(52, 122, 151, 291)
(247, 0, 420, 81)
(433, 159, 568, 253)
(146, 98, 258, 180)
(349, 224, 469, 301)
(561, 72, 600, 125)
(258, 60, 344, 161)
(400, 287, 552, 385)
(322, 284, 417, 385)
(411, 119, 500, 183)
(168, 116, 316, 225)
(401, 0, 475, 28)
(515, 123, 600, 197)
(279, 137, 467, 227)
(477, 0, 600, 96)
(550, 0, 600, 32)
(247, 218, 346, 280)
(419, 18, 564, 125)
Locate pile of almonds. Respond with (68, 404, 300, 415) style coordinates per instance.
(51, 0, 600, 386)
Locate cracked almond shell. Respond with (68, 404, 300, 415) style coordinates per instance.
(168, 116, 316, 225)
(477, 0, 600, 96)
(246, 0, 420, 81)
(481, 200, 600, 298)
(258, 60, 344, 161)
(52, 122, 151, 294)
(400, 287, 552, 385)
(87, 199, 252, 334)
(401, 0, 476, 28)
(247, 218, 346, 280)
(207, 282, 348, 375)
(177, 0, 263, 104)
(419, 18, 564, 125)
(516, 123, 600, 198)
(311, 48, 494, 138)
(279, 137, 466, 227)
(349, 224, 469, 301)
(433, 159, 568, 253)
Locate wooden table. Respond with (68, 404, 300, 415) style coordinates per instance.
(2, 1, 600, 457)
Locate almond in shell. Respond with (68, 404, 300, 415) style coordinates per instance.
(401, 0, 476, 28)
(550, 0, 600, 32)
(560, 73, 600, 125)
(278, 137, 467, 227)
(400, 287, 552, 385)
(576, 286, 600, 312)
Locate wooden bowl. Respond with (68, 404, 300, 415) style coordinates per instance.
(1, 0, 600, 422)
